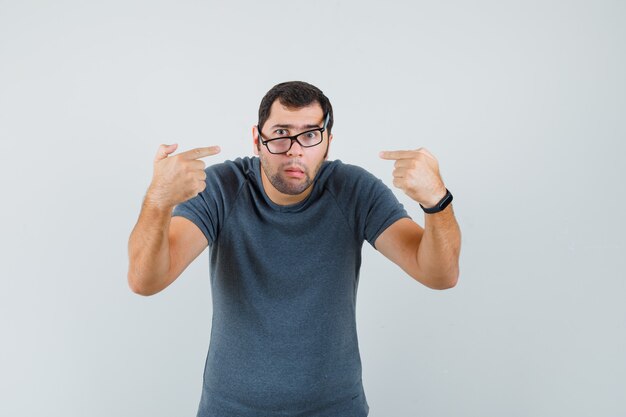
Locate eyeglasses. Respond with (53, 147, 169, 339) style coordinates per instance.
(258, 112, 330, 155)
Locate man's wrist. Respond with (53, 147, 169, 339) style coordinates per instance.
(144, 187, 175, 213)
(420, 188, 453, 214)
(420, 187, 448, 209)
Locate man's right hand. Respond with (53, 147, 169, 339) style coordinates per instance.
(146, 143, 221, 209)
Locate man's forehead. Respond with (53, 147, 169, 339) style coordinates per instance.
(267, 101, 324, 127)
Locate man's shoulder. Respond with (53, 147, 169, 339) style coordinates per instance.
(322, 159, 381, 188)
(318, 160, 390, 210)
(208, 156, 255, 174)
(323, 159, 373, 178)
(207, 156, 257, 183)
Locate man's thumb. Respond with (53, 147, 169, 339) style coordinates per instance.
(154, 143, 179, 162)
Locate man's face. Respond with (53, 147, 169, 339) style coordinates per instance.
(253, 100, 332, 204)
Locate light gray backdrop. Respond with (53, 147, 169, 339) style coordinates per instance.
(1, 0, 624, 416)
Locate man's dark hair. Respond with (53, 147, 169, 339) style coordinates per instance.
(257, 81, 334, 136)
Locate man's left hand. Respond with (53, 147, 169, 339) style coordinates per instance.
(380, 148, 447, 208)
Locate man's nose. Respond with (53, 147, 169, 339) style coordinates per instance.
(286, 138, 304, 157)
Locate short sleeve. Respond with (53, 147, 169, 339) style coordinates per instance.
(172, 188, 219, 245)
(324, 162, 410, 249)
(362, 176, 410, 246)
(172, 161, 246, 246)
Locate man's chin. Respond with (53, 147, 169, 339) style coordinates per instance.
(273, 175, 312, 196)
(278, 182, 311, 196)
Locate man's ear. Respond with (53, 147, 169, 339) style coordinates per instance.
(252, 125, 260, 156)
(324, 132, 333, 160)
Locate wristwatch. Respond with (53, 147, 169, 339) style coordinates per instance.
(420, 189, 453, 214)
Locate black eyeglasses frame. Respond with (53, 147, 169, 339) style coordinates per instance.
(257, 112, 330, 155)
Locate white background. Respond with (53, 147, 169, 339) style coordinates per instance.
(1, 1, 624, 416)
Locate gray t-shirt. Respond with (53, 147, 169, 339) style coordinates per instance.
(172, 156, 408, 417)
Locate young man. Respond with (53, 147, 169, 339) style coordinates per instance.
(128, 81, 461, 416)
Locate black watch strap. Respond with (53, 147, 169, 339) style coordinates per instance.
(420, 189, 453, 214)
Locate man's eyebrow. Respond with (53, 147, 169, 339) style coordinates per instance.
(269, 123, 321, 130)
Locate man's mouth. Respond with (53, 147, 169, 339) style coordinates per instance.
(283, 166, 305, 178)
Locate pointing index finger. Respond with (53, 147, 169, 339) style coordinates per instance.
(180, 146, 221, 160)
(379, 150, 416, 160)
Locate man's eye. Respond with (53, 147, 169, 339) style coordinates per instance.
(274, 129, 288, 136)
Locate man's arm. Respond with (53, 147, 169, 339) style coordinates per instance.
(374, 208, 460, 289)
(127, 143, 219, 296)
(127, 201, 208, 296)
(377, 147, 461, 289)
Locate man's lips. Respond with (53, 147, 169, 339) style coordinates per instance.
(283, 166, 305, 177)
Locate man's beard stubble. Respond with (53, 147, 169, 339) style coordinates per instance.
(260, 159, 311, 196)
(259, 141, 329, 196)
(260, 156, 326, 196)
